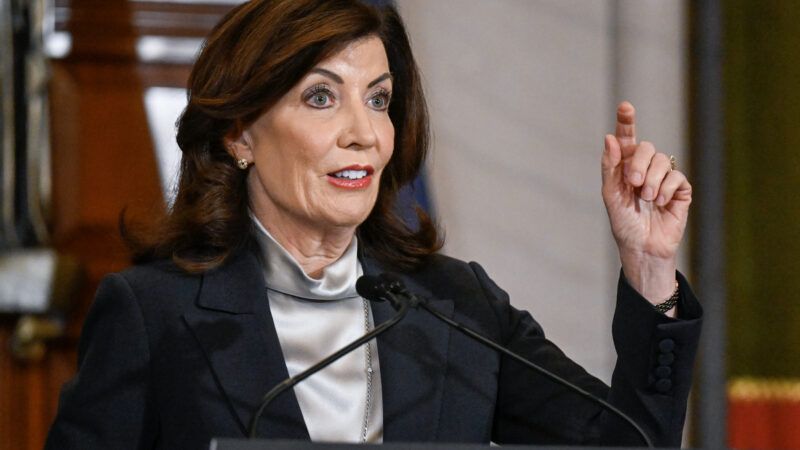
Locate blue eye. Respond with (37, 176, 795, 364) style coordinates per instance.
(304, 84, 335, 108)
(370, 97, 385, 108)
(311, 93, 329, 107)
(369, 90, 391, 111)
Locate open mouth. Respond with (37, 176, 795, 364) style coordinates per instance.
(331, 169, 369, 180)
(327, 165, 375, 189)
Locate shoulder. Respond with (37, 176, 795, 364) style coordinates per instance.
(391, 253, 526, 338)
(411, 253, 508, 303)
(117, 259, 199, 296)
(364, 251, 499, 307)
(101, 248, 263, 317)
(96, 258, 203, 319)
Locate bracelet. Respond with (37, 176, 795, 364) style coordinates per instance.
(654, 281, 679, 314)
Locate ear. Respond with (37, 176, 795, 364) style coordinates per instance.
(223, 123, 254, 164)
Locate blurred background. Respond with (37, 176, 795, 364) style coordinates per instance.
(0, 0, 797, 448)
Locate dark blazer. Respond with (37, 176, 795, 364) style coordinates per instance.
(45, 249, 702, 449)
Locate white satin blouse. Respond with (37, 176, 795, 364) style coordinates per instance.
(251, 216, 384, 443)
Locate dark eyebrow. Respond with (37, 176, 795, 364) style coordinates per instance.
(309, 68, 392, 88)
(368, 72, 392, 88)
(310, 68, 344, 84)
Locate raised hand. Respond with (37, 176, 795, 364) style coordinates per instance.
(601, 102, 692, 307)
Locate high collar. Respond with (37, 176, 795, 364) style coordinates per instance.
(251, 215, 361, 301)
(190, 246, 456, 441)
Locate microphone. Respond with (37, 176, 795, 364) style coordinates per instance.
(355, 275, 402, 308)
(369, 273, 654, 448)
(356, 274, 422, 309)
(247, 278, 409, 439)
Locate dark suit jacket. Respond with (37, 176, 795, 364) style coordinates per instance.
(45, 249, 702, 449)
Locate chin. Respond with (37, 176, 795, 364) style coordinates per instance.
(320, 205, 373, 229)
(327, 213, 371, 229)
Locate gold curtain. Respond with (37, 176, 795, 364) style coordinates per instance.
(724, 0, 800, 447)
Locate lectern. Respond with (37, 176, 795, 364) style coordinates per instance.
(211, 440, 651, 450)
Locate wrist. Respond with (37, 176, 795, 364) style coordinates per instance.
(619, 251, 677, 304)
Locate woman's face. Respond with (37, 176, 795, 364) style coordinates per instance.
(233, 36, 394, 232)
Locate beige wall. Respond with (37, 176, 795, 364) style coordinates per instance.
(397, 0, 687, 381)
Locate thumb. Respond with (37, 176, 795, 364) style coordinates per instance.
(601, 134, 623, 186)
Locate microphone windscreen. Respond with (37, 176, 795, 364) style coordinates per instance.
(356, 275, 385, 302)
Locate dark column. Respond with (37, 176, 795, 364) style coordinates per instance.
(689, 0, 727, 448)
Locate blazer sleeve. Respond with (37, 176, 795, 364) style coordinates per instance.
(472, 262, 703, 447)
(45, 273, 159, 450)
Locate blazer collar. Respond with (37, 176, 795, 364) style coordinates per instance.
(187, 248, 454, 443)
(195, 246, 264, 314)
(185, 247, 309, 439)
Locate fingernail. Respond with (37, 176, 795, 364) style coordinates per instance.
(642, 186, 654, 200)
(630, 172, 642, 184)
(656, 195, 666, 205)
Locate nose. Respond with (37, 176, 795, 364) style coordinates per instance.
(337, 102, 378, 150)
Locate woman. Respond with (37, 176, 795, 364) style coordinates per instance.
(46, 0, 702, 448)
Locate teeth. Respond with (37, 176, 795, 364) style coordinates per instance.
(333, 169, 368, 180)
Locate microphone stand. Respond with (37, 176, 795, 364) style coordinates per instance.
(247, 295, 409, 439)
(372, 274, 654, 448)
(417, 301, 653, 448)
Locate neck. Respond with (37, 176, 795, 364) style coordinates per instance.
(251, 207, 356, 280)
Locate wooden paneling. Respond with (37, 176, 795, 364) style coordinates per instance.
(0, 1, 236, 448)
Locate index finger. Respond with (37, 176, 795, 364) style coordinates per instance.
(615, 101, 637, 153)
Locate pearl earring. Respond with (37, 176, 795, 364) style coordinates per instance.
(237, 159, 250, 170)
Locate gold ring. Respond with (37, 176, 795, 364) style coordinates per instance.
(669, 155, 677, 171)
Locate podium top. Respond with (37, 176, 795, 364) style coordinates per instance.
(210, 438, 659, 450)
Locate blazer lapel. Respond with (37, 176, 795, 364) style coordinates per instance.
(182, 248, 455, 442)
(362, 257, 454, 442)
(182, 249, 309, 440)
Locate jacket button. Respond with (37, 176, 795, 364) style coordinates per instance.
(655, 365, 672, 378)
(658, 338, 675, 352)
(658, 352, 675, 365)
(655, 378, 672, 393)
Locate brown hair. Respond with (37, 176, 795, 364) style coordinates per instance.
(125, 0, 442, 273)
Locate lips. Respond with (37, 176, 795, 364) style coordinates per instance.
(327, 164, 374, 189)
